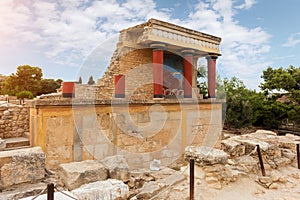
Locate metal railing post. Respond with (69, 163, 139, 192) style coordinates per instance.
(47, 183, 54, 200)
(190, 159, 194, 200)
(256, 145, 266, 176)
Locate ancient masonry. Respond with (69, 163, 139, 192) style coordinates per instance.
(30, 18, 224, 169)
(0, 103, 29, 139)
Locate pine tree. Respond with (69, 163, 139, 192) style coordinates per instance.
(87, 76, 95, 85)
(78, 77, 82, 84)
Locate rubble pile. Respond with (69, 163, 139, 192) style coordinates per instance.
(182, 130, 299, 191)
(222, 130, 297, 171)
(2, 129, 300, 200)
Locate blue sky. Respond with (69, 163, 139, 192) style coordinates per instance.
(0, 0, 299, 89)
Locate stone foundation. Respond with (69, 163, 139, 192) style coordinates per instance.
(30, 100, 223, 169)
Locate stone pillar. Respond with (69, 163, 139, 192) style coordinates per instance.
(206, 55, 218, 98)
(151, 44, 165, 98)
(183, 54, 193, 98)
(114, 74, 125, 98)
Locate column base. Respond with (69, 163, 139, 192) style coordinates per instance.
(154, 94, 164, 98)
(115, 94, 125, 98)
(62, 93, 75, 98)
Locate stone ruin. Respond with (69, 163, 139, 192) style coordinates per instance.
(0, 129, 299, 199)
(29, 18, 224, 170)
(1, 19, 300, 199)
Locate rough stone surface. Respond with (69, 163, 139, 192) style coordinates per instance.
(0, 138, 6, 150)
(0, 147, 45, 189)
(185, 146, 227, 166)
(135, 173, 186, 199)
(72, 179, 129, 200)
(19, 191, 77, 200)
(222, 130, 297, 171)
(58, 160, 109, 190)
(0, 183, 47, 200)
(101, 155, 130, 182)
(0, 103, 29, 139)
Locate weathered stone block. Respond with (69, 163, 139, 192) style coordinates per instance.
(185, 146, 227, 166)
(0, 139, 6, 150)
(101, 155, 130, 182)
(0, 147, 45, 189)
(221, 138, 245, 157)
(58, 160, 109, 190)
(135, 173, 185, 199)
(72, 179, 129, 200)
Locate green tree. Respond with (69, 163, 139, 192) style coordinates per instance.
(87, 76, 95, 85)
(0, 65, 62, 97)
(16, 90, 34, 99)
(223, 77, 264, 129)
(56, 79, 63, 86)
(38, 79, 61, 95)
(260, 65, 300, 103)
(78, 77, 82, 84)
(259, 65, 300, 127)
(1, 65, 42, 96)
(197, 66, 225, 99)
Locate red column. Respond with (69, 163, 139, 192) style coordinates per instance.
(206, 56, 218, 98)
(114, 74, 125, 98)
(62, 82, 75, 98)
(183, 54, 193, 98)
(153, 49, 164, 98)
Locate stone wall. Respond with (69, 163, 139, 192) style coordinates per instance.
(94, 48, 154, 101)
(30, 102, 223, 169)
(0, 147, 45, 189)
(0, 103, 29, 138)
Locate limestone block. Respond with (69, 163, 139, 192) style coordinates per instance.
(185, 146, 227, 166)
(19, 191, 77, 200)
(0, 138, 6, 150)
(3, 110, 10, 115)
(0, 147, 45, 188)
(135, 173, 185, 199)
(72, 179, 129, 200)
(221, 138, 245, 157)
(101, 155, 130, 182)
(282, 148, 295, 160)
(274, 157, 291, 167)
(237, 138, 270, 153)
(58, 160, 109, 190)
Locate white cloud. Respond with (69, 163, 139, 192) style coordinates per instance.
(0, 0, 270, 88)
(283, 32, 300, 47)
(236, 0, 257, 10)
(181, 0, 270, 89)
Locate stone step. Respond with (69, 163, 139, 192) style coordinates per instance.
(4, 137, 30, 149)
(0, 182, 47, 200)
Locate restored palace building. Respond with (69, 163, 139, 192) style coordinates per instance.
(30, 19, 223, 169)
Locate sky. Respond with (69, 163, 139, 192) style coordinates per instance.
(0, 0, 299, 89)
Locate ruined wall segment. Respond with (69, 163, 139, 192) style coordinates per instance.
(0, 103, 29, 138)
(30, 101, 222, 169)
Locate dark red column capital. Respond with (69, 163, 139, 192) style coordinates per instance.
(153, 49, 164, 98)
(206, 55, 218, 98)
